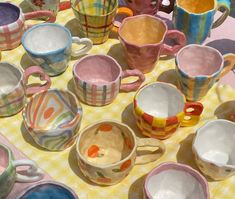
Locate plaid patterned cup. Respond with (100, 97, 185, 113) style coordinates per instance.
(73, 54, 145, 106)
(71, 0, 133, 44)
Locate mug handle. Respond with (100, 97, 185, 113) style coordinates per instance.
(112, 7, 134, 33)
(12, 159, 43, 182)
(120, 69, 145, 92)
(135, 137, 165, 165)
(24, 66, 51, 96)
(71, 37, 93, 57)
(161, 30, 186, 56)
(212, 0, 230, 29)
(159, 0, 174, 13)
(218, 54, 235, 78)
(180, 102, 204, 127)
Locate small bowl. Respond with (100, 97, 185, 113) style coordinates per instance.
(193, 119, 235, 180)
(16, 181, 79, 199)
(144, 162, 209, 199)
(23, 89, 82, 151)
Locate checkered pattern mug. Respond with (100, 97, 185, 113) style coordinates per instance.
(0, 2, 56, 51)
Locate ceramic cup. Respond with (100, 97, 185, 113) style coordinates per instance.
(173, 0, 230, 44)
(76, 120, 165, 185)
(0, 144, 43, 199)
(73, 54, 145, 106)
(22, 89, 83, 151)
(193, 119, 235, 180)
(118, 15, 186, 73)
(22, 23, 93, 77)
(0, 62, 51, 117)
(71, 0, 133, 44)
(16, 181, 79, 199)
(176, 45, 235, 102)
(134, 82, 204, 139)
(143, 162, 210, 199)
(0, 2, 56, 51)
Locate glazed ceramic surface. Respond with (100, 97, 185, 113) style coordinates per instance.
(73, 54, 145, 106)
(0, 2, 55, 51)
(176, 45, 235, 101)
(144, 162, 209, 199)
(134, 82, 203, 139)
(0, 144, 43, 199)
(22, 23, 92, 76)
(118, 15, 186, 73)
(23, 89, 83, 151)
(76, 120, 165, 185)
(173, 0, 230, 44)
(71, 0, 133, 44)
(193, 119, 235, 180)
(0, 62, 51, 117)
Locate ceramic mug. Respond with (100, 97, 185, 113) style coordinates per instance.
(173, 0, 230, 44)
(144, 162, 210, 199)
(73, 54, 145, 106)
(176, 45, 235, 101)
(76, 120, 165, 185)
(23, 89, 83, 151)
(0, 2, 56, 51)
(0, 62, 51, 117)
(71, 0, 133, 44)
(133, 82, 203, 139)
(22, 23, 93, 77)
(118, 15, 186, 73)
(0, 144, 43, 199)
(193, 119, 235, 180)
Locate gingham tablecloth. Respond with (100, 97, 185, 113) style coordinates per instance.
(1, 1, 235, 198)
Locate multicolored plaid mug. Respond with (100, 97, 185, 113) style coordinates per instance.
(71, 0, 133, 44)
(0, 2, 56, 51)
(173, 0, 231, 44)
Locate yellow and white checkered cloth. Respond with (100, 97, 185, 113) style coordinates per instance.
(1, 1, 235, 198)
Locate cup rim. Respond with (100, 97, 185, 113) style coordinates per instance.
(192, 119, 235, 169)
(73, 54, 122, 86)
(21, 23, 73, 56)
(76, 120, 137, 169)
(144, 162, 210, 199)
(118, 14, 168, 47)
(0, 144, 13, 179)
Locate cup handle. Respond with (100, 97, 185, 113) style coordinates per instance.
(112, 7, 134, 33)
(218, 54, 235, 78)
(12, 159, 44, 182)
(120, 69, 145, 92)
(135, 137, 165, 165)
(59, 1, 71, 11)
(71, 37, 93, 57)
(24, 66, 51, 96)
(180, 102, 204, 127)
(159, 0, 174, 13)
(161, 30, 186, 56)
(212, 0, 230, 29)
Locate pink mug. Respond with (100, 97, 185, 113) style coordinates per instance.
(0, 2, 56, 51)
(73, 54, 145, 106)
(118, 14, 186, 73)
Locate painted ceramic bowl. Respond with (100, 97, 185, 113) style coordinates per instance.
(23, 89, 82, 151)
(144, 162, 209, 199)
(16, 181, 79, 199)
(193, 119, 235, 180)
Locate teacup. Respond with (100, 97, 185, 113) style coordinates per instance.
(193, 119, 235, 180)
(173, 0, 230, 44)
(22, 89, 83, 151)
(71, 0, 133, 44)
(0, 62, 51, 117)
(22, 23, 93, 76)
(134, 82, 203, 139)
(76, 120, 165, 185)
(144, 162, 209, 199)
(0, 2, 56, 51)
(0, 144, 43, 199)
(176, 45, 235, 101)
(118, 15, 186, 73)
(73, 54, 145, 106)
